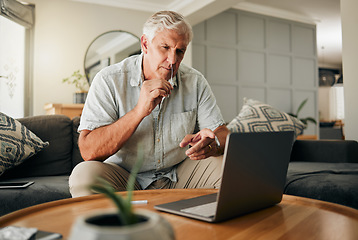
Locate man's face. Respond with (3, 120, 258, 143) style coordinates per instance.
(141, 29, 189, 81)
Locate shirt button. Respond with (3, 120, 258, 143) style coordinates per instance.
(157, 159, 160, 163)
(157, 138, 160, 142)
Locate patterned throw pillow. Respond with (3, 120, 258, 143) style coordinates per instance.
(227, 98, 305, 137)
(0, 112, 49, 175)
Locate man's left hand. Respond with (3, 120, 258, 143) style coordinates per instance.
(179, 128, 219, 160)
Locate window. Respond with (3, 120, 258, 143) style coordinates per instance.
(0, 0, 34, 117)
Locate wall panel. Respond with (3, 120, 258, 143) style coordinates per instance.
(292, 58, 316, 88)
(192, 44, 206, 75)
(193, 9, 318, 135)
(207, 12, 236, 45)
(267, 89, 292, 113)
(238, 14, 265, 48)
(207, 46, 236, 83)
(239, 87, 266, 110)
(267, 21, 291, 52)
(292, 25, 316, 56)
(239, 50, 265, 84)
(267, 54, 291, 86)
(211, 85, 237, 122)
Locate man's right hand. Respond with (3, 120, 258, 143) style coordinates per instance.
(135, 79, 173, 117)
(79, 79, 173, 161)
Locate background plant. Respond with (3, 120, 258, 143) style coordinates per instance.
(289, 98, 317, 127)
(62, 70, 89, 92)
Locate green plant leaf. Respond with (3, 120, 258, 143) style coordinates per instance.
(304, 117, 317, 124)
(91, 179, 130, 225)
(62, 69, 89, 92)
(125, 146, 144, 219)
(89, 145, 144, 226)
(291, 98, 317, 127)
(296, 98, 308, 116)
(287, 113, 297, 118)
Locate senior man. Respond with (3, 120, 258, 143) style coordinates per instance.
(69, 10, 229, 197)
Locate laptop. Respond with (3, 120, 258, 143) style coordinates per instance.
(154, 131, 295, 223)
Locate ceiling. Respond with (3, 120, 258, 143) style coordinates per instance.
(73, 0, 342, 68)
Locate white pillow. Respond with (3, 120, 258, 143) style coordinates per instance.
(227, 98, 305, 138)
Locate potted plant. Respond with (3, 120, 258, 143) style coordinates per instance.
(68, 149, 175, 240)
(289, 98, 317, 128)
(62, 70, 89, 104)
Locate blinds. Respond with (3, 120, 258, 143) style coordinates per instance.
(0, 0, 34, 28)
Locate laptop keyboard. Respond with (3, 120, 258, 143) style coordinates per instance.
(180, 201, 217, 218)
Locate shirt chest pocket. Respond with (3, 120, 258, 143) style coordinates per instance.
(169, 110, 196, 142)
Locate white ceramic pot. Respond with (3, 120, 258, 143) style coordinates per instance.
(69, 209, 175, 240)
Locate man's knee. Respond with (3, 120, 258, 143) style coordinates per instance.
(204, 155, 223, 189)
(69, 161, 106, 198)
(176, 155, 223, 189)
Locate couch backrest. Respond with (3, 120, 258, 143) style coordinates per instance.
(290, 139, 358, 163)
(0, 115, 83, 179)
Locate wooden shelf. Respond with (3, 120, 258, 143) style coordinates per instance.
(44, 103, 84, 119)
(296, 135, 317, 140)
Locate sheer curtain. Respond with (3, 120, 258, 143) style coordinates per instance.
(318, 85, 345, 122)
(330, 85, 345, 120)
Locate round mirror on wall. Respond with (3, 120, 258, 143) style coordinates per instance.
(84, 30, 141, 84)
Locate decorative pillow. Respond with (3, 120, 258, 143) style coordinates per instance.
(0, 112, 49, 175)
(227, 98, 305, 137)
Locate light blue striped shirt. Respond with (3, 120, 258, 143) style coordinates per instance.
(79, 54, 225, 189)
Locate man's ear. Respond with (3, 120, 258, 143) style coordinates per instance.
(141, 35, 148, 54)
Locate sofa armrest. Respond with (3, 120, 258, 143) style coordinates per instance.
(290, 140, 358, 163)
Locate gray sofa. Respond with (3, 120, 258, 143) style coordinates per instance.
(0, 115, 83, 216)
(1, 114, 358, 216)
(285, 139, 358, 209)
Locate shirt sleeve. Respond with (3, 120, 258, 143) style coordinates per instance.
(78, 70, 119, 132)
(196, 75, 226, 131)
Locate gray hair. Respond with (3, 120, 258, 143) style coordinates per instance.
(143, 11, 193, 43)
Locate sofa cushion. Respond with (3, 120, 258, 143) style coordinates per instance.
(285, 162, 358, 209)
(0, 112, 49, 176)
(227, 98, 305, 138)
(0, 115, 73, 179)
(0, 176, 71, 216)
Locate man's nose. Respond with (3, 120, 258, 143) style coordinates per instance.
(167, 50, 177, 65)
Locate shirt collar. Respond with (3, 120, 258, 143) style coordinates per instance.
(130, 53, 144, 87)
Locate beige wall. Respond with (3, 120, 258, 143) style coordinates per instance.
(341, 0, 358, 141)
(28, 0, 150, 115)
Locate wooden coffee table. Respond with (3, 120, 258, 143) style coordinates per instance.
(1, 189, 358, 239)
